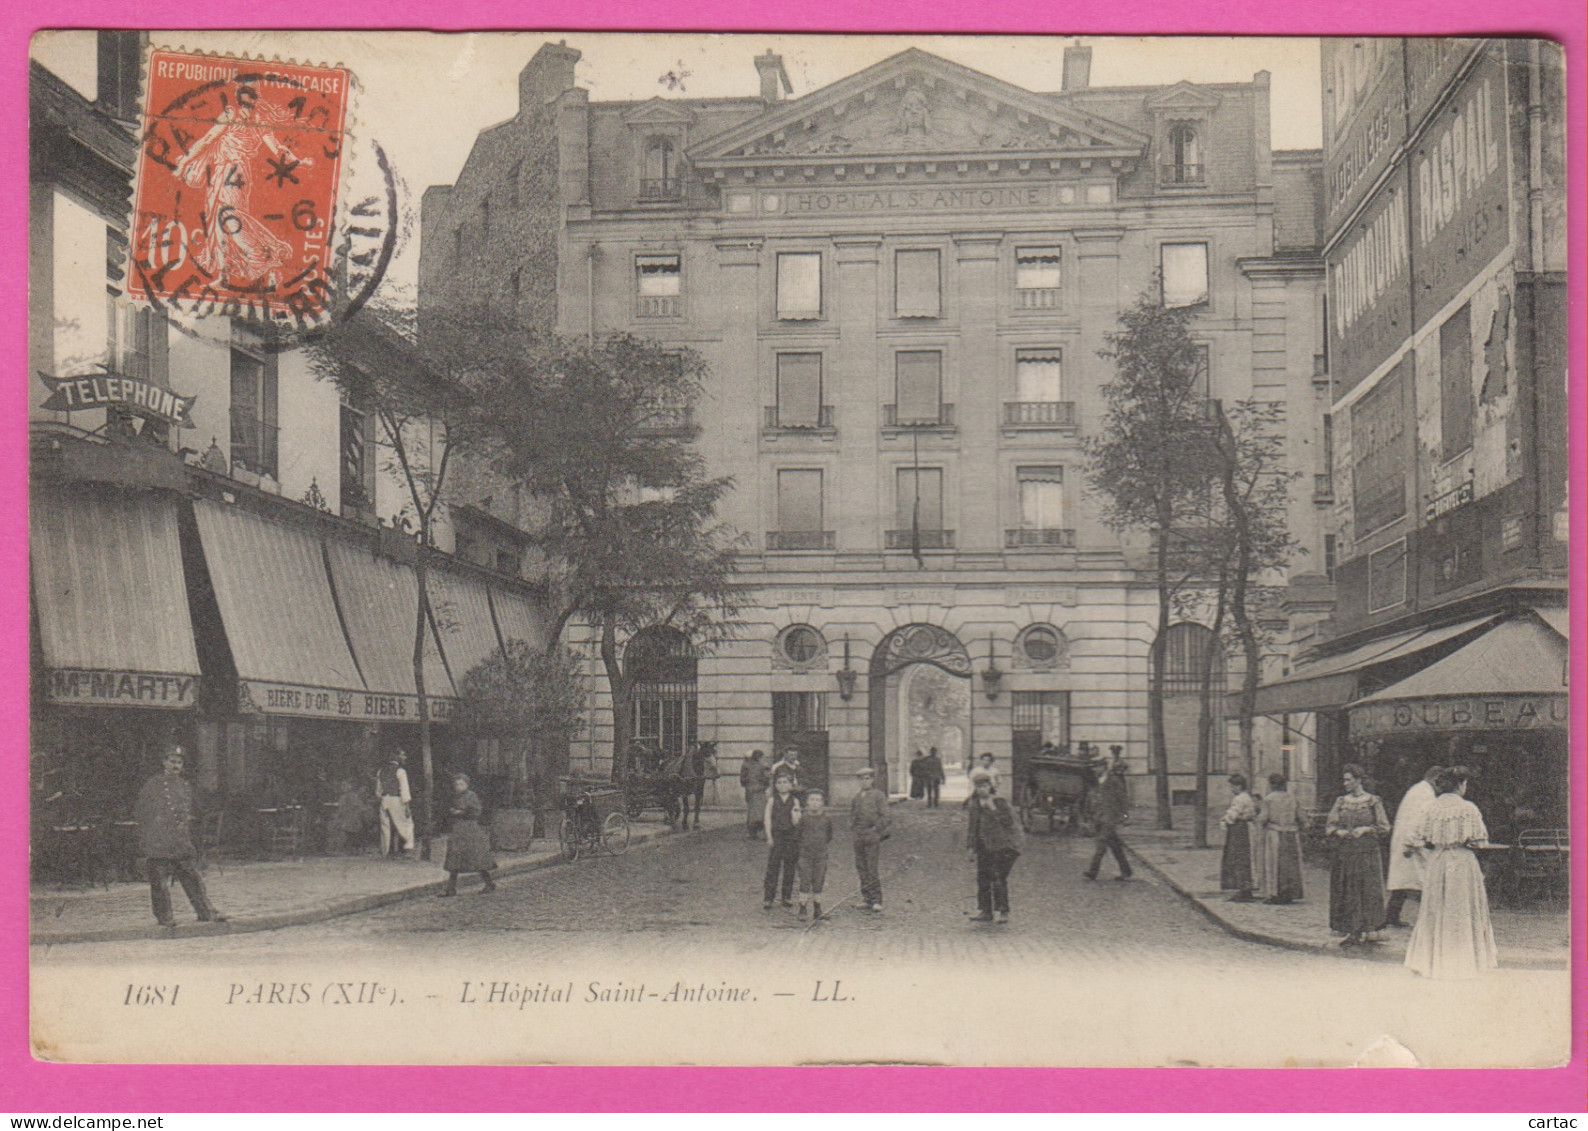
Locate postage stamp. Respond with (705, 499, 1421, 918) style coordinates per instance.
(127, 50, 352, 329)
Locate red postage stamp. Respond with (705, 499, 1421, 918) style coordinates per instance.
(127, 49, 352, 327)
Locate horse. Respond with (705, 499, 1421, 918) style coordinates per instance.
(660, 745, 706, 830)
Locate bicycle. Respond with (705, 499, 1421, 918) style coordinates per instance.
(557, 782, 632, 861)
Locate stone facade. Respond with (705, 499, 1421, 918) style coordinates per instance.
(423, 42, 1328, 803)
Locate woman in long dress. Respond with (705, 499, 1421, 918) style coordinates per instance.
(1326, 763, 1390, 947)
(1259, 772, 1305, 904)
(438, 773, 497, 896)
(1404, 766, 1499, 980)
(1219, 774, 1259, 902)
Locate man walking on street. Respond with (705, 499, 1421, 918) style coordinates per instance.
(740, 749, 771, 839)
(1083, 748, 1133, 881)
(1384, 764, 1442, 928)
(377, 751, 415, 857)
(850, 765, 890, 911)
(134, 747, 226, 927)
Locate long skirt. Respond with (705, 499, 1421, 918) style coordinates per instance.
(1263, 827, 1305, 902)
(443, 818, 497, 873)
(1220, 821, 1255, 891)
(1328, 835, 1386, 934)
(1404, 847, 1499, 980)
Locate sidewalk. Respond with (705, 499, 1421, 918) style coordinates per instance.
(30, 808, 742, 947)
(1126, 824, 1570, 969)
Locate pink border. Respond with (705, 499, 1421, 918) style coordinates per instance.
(3, 0, 1582, 1113)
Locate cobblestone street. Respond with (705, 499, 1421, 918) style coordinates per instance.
(34, 805, 1570, 1068)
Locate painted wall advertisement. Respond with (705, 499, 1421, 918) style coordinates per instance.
(1409, 50, 1511, 324)
(1328, 166, 1412, 396)
(1322, 38, 1407, 233)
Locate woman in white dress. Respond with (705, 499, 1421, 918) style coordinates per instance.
(1404, 766, 1499, 980)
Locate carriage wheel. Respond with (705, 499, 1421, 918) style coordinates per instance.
(602, 812, 632, 856)
(557, 815, 580, 861)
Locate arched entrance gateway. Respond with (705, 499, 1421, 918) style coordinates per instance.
(868, 624, 972, 796)
(625, 627, 698, 765)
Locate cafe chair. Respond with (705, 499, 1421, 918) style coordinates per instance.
(267, 806, 307, 858)
(1509, 828, 1569, 903)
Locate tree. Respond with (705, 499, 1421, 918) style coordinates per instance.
(1086, 291, 1224, 831)
(451, 641, 585, 813)
(308, 306, 487, 860)
(453, 323, 747, 780)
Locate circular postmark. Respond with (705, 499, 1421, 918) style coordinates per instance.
(127, 50, 398, 346)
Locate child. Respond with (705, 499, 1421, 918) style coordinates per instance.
(762, 773, 802, 909)
(796, 790, 834, 921)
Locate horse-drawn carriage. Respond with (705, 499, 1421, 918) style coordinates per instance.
(1015, 751, 1097, 835)
(620, 742, 713, 828)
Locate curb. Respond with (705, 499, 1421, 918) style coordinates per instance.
(1127, 845, 1569, 971)
(30, 819, 728, 947)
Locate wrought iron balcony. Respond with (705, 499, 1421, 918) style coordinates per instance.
(1005, 528, 1076, 548)
(1003, 401, 1077, 427)
(886, 529, 955, 550)
(763, 405, 835, 430)
(638, 177, 684, 201)
(766, 530, 836, 551)
(882, 403, 955, 429)
(1160, 163, 1205, 185)
(636, 405, 694, 436)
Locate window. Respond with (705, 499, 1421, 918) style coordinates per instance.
(1324, 533, 1338, 581)
(896, 467, 944, 531)
(636, 254, 681, 317)
(508, 161, 521, 209)
(1161, 242, 1209, 308)
(1015, 350, 1063, 402)
(775, 353, 824, 428)
(1018, 626, 1067, 664)
(774, 469, 826, 549)
(1440, 304, 1474, 461)
(895, 350, 943, 425)
(772, 690, 828, 733)
(1015, 246, 1062, 308)
(1012, 691, 1070, 747)
(480, 195, 490, 233)
(1165, 123, 1203, 184)
(895, 249, 941, 318)
(1352, 361, 1409, 534)
(776, 253, 822, 320)
(1367, 538, 1408, 613)
(339, 402, 372, 510)
(1191, 343, 1211, 397)
(1155, 622, 1228, 772)
(230, 344, 278, 478)
(1018, 467, 1065, 530)
(641, 138, 681, 200)
(778, 625, 826, 665)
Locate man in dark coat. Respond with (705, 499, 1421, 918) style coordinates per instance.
(739, 749, 772, 839)
(850, 766, 891, 911)
(1083, 749, 1134, 881)
(134, 747, 225, 926)
(921, 747, 947, 808)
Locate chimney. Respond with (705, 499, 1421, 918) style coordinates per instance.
(1062, 45, 1092, 92)
(519, 41, 582, 112)
(755, 50, 793, 104)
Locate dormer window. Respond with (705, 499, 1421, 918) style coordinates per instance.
(1164, 122, 1203, 185)
(641, 137, 682, 201)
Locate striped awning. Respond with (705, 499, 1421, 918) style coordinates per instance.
(489, 586, 548, 652)
(30, 487, 201, 709)
(428, 568, 503, 691)
(191, 500, 364, 717)
(324, 540, 457, 718)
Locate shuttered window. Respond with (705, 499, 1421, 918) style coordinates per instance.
(1015, 247, 1062, 290)
(895, 249, 941, 317)
(777, 469, 824, 533)
(1161, 242, 1209, 308)
(777, 253, 822, 320)
(895, 351, 942, 425)
(776, 353, 822, 428)
(1018, 467, 1064, 529)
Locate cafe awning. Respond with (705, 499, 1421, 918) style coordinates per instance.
(323, 540, 457, 719)
(428, 568, 503, 691)
(1533, 605, 1570, 641)
(1249, 615, 1500, 716)
(30, 487, 201, 709)
(489, 586, 548, 652)
(191, 500, 364, 717)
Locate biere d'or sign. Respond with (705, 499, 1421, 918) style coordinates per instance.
(239, 680, 457, 723)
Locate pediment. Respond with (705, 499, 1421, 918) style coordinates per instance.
(622, 97, 696, 127)
(690, 48, 1147, 166)
(1143, 81, 1223, 112)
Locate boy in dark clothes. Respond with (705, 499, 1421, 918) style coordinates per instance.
(796, 789, 834, 921)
